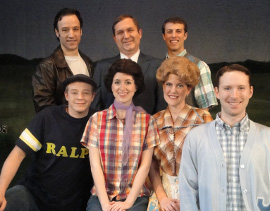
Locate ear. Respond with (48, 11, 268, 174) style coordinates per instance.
(249, 86, 254, 98)
(186, 86, 192, 96)
(184, 32, 188, 40)
(162, 33, 166, 41)
(55, 28, 60, 38)
(64, 91, 69, 102)
(138, 29, 142, 38)
(214, 87, 220, 99)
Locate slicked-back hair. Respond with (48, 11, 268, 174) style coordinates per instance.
(216, 64, 252, 87)
(112, 15, 140, 36)
(104, 59, 145, 95)
(162, 17, 188, 34)
(54, 8, 83, 31)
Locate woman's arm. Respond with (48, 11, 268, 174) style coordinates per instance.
(89, 146, 113, 211)
(110, 148, 154, 211)
(0, 146, 26, 211)
(149, 158, 180, 211)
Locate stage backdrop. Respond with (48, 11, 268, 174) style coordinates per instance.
(0, 0, 270, 186)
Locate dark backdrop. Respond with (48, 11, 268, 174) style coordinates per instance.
(0, 0, 269, 63)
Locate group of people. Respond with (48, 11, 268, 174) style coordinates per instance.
(0, 7, 269, 211)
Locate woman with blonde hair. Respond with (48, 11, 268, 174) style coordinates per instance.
(148, 56, 213, 211)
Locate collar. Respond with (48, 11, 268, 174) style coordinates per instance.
(215, 112, 250, 132)
(120, 50, 140, 63)
(166, 49, 187, 59)
(157, 104, 203, 130)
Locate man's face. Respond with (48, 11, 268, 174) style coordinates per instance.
(163, 22, 187, 55)
(215, 71, 253, 124)
(55, 15, 82, 56)
(65, 82, 95, 118)
(113, 18, 142, 57)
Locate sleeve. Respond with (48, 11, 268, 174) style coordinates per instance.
(203, 111, 214, 123)
(16, 111, 45, 155)
(143, 116, 160, 150)
(179, 134, 200, 211)
(90, 62, 103, 111)
(32, 61, 57, 113)
(81, 113, 99, 149)
(194, 61, 218, 109)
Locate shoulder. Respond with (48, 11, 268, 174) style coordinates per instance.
(79, 49, 93, 63)
(140, 52, 162, 64)
(187, 121, 213, 138)
(97, 55, 119, 64)
(252, 121, 270, 133)
(153, 109, 166, 120)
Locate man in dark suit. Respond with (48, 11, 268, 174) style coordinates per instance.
(91, 15, 166, 114)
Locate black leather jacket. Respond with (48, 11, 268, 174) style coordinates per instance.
(32, 46, 94, 113)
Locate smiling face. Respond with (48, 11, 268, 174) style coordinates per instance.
(65, 82, 95, 118)
(55, 14, 82, 56)
(215, 71, 253, 125)
(163, 22, 187, 56)
(113, 18, 142, 58)
(163, 74, 191, 110)
(111, 72, 137, 105)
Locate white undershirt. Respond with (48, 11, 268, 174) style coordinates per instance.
(120, 50, 140, 63)
(65, 53, 89, 76)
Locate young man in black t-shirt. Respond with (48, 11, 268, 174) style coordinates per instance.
(0, 74, 96, 211)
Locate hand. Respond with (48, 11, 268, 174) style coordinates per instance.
(160, 197, 180, 211)
(0, 195, 7, 211)
(110, 200, 132, 211)
(101, 201, 115, 211)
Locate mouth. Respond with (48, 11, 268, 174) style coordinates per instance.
(168, 95, 178, 99)
(228, 101, 242, 106)
(170, 40, 179, 43)
(118, 92, 129, 97)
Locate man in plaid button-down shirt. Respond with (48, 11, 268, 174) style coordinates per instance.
(162, 17, 218, 110)
(179, 64, 270, 210)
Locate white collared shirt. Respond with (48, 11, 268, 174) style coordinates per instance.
(120, 50, 140, 63)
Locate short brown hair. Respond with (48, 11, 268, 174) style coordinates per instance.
(112, 15, 140, 36)
(216, 64, 251, 87)
(156, 57, 200, 88)
(162, 17, 188, 34)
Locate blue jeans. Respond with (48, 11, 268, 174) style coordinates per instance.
(86, 195, 149, 211)
(5, 185, 40, 211)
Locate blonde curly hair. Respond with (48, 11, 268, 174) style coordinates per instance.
(156, 56, 200, 88)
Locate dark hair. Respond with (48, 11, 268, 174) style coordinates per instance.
(112, 15, 140, 36)
(54, 8, 83, 31)
(216, 64, 251, 87)
(162, 17, 188, 34)
(104, 59, 145, 94)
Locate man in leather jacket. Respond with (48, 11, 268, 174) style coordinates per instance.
(32, 8, 94, 113)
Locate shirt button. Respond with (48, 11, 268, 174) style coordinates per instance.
(221, 163, 224, 167)
(243, 189, 248, 193)
(240, 164, 245, 168)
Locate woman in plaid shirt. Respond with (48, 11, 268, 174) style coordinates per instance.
(147, 57, 213, 211)
(81, 59, 160, 211)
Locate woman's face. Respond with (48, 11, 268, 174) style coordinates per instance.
(112, 72, 137, 105)
(163, 74, 191, 109)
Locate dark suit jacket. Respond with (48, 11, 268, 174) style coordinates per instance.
(91, 53, 167, 114)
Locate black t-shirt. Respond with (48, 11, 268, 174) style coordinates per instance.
(16, 105, 95, 211)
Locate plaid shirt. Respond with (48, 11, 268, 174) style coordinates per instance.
(81, 105, 159, 200)
(168, 49, 218, 109)
(215, 114, 250, 211)
(153, 105, 213, 176)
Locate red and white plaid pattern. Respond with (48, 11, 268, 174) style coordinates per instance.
(81, 104, 159, 200)
(153, 105, 213, 176)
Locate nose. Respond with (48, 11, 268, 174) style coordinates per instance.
(124, 31, 130, 38)
(170, 85, 177, 93)
(172, 31, 176, 37)
(68, 29, 75, 37)
(77, 92, 83, 99)
(231, 89, 239, 98)
(120, 83, 126, 90)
